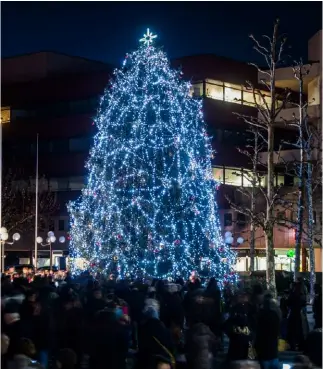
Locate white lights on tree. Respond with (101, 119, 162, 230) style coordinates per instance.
(68, 29, 237, 285)
(12, 233, 21, 241)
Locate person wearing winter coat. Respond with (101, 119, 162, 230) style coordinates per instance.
(255, 296, 281, 369)
(223, 303, 254, 363)
(89, 305, 130, 369)
(287, 282, 309, 351)
(185, 318, 217, 369)
(136, 302, 175, 369)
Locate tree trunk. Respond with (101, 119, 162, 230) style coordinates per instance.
(306, 159, 316, 299)
(250, 222, 256, 272)
(265, 226, 276, 294)
(249, 130, 258, 272)
(294, 77, 306, 280)
(266, 123, 276, 295)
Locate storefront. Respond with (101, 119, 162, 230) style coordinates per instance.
(234, 249, 300, 272)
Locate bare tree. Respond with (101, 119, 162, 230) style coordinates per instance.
(226, 127, 267, 272)
(2, 171, 58, 236)
(228, 19, 292, 294)
(279, 61, 322, 297)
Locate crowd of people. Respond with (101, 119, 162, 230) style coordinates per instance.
(1, 271, 322, 369)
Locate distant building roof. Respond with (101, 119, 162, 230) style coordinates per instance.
(1, 51, 113, 85)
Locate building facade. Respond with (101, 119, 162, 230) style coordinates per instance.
(1, 32, 321, 271)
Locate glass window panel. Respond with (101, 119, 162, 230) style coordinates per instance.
(1, 107, 11, 124)
(224, 167, 242, 186)
(189, 83, 203, 97)
(224, 87, 242, 104)
(206, 83, 223, 100)
(243, 91, 256, 107)
(242, 169, 253, 187)
(212, 167, 224, 183)
(260, 175, 267, 187)
(69, 176, 84, 191)
(58, 219, 65, 231)
(224, 213, 233, 226)
(224, 82, 241, 89)
(276, 175, 284, 186)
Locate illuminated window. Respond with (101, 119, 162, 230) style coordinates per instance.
(276, 175, 284, 186)
(224, 83, 242, 104)
(1, 107, 11, 124)
(212, 167, 224, 183)
(224, 167, 242, 186)
(242, 169, 254, 187)
(243, 90, 256, 107)
(190, 82, 203, 97)
(206, 80, 224, 101)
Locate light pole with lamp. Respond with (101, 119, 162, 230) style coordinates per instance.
(224, 231, 245, 270)
(0, 227, 21, 272)
(36, 231, 65, 270)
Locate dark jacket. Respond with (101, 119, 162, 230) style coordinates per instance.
(223, 308, 253, 362)
(186, 322, 217, 369)
(255, 305, 281, 360)
(136, 317, 175, 369)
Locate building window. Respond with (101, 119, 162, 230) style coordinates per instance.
(284, 174, 294, 187)
(224, 82, 242, 104)
(206, 80, 224, 100)
(224, 213, 233, 227)
(69, 176, 84, 191)
(236, 213, 246, 226)
(224, 167, 242, 186)
(190, 82, 203, 98)
(58, 219, 65, 231)
(212, 167, 224, 183)
(277, 211, 286, 225)
(276, 175, 284, 187)
(1, 107, 11, 124)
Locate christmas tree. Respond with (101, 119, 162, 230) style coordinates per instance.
(68, 29, 236, 284)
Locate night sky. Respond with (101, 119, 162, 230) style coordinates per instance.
(1, 1, 322, 67)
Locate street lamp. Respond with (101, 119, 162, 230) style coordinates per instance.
(0, 227, 21, 272)
(36, 231, 65, 270)
(224, 231, 244, 247)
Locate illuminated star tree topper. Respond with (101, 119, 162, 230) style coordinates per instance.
(139, 28, 157, 46)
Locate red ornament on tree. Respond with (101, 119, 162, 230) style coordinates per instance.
(174, 239, 181, 245)
(117, 234, 122, 240)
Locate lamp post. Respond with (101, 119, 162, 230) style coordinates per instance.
(36, 231, 65, 270)
(224, 231, 244, 247)
(0, 227, 21, 272)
